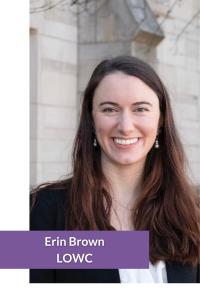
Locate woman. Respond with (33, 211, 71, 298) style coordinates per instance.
(30, 56, 200, 283)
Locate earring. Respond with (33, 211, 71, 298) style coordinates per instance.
(93, 138, 97, 147)
(154, 136, 159, 149)
(92, 127, 98, 147)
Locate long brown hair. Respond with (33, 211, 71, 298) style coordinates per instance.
(31, 56, 200, 266)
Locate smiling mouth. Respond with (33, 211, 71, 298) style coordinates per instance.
(113, 138, 139, 145)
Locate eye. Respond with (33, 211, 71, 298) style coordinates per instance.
(135, 107, 148, 112)
(103, 108, 117, 113)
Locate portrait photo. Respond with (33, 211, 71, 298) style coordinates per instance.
(29, 0, 200, 284)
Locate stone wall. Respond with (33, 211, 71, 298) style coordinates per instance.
(30, 0, 200, 190)
(132, 0, 200, 190)
(78, 0, 200, 190)
(78, 0, 164, 99)
(30, 5, 78, 188)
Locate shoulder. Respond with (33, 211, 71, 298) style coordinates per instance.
(30, 182, 71, 231)
(197, 263, 200, 283)
(166, 261, 200, 283)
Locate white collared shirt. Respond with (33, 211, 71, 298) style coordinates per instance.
(119, 261, 168, 283)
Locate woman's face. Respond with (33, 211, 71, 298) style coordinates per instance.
(92, 72, 161, 167)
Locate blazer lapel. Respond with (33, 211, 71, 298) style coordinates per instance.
(93, 263, 198, 283)
(166, 261, 197, 283)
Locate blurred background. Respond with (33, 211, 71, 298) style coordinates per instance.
(30, 0, 200, 194)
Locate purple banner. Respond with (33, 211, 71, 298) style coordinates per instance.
(0, 231, 149, 269)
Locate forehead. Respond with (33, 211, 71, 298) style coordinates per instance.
(93, 72, 159, 106)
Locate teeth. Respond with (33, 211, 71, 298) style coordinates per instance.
(114, 138, 139, 145)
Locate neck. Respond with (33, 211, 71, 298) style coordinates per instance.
(101, 158, 145, 209)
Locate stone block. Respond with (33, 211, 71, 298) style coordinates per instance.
(43, 128, 76, 140)
(37, 139, 73, 163)
(176, 68, 199, 96)
(43, 162, 67, 176)
(30, 12, 44, 32)
(188, 162, 200, 186)
(78, 58, 102, 92)
(184, 145, 200, 163)
(179, 128, 199, 146)
(41, 58, 77, 76)
(147, 0, 172, 16)
(176, 93, 198, 105)
(30, 103, 45, 139)
(157, 35, 186, 68)
(43, 170, 71, 183)
(179, 120, 199, 130)
(96, 0, 137, 43)
(78, 1, 96, 43)
(42, 173, 59, 182)
(185, 32, 200, 43)
(79, 42, 131, 60)
(185, 57, 199, 72)
(162, 19, 179, 35)
(43, 106, 77, 130)
(157, 64, 177, 91)
(96, 14, 115, 43)
(30, 163, 43, 188)
(174, 19, 190, 32)
(176, 38, 198, 59)
(41, 71, 77, 107)
(43, 153, 73, 180)
(30, 139, 37, 163)
(170, 1, 196, 22)
(44, 4, 77, 26)
(162, 18, 198, 41)
(30, 30, 39, 104)
(199, 44, 200, 71)
(131, 42, 158, 65)
(198, 163, 200, 186)
(44, 20, 77, 42)
(42, 36, 77, 65)
(30, 103, 38, 139)
(173, 102, 199, 122)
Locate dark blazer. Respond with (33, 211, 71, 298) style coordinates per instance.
(30, 189, 200, 283)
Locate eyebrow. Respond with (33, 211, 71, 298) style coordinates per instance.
(98, 101, 152, 107)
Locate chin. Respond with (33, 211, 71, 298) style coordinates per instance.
(113, 155, 146, 166)
(115, 158, 140, 166)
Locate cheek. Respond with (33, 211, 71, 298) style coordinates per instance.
(94, 116, 115, 137)
(138, 117, 159, 137)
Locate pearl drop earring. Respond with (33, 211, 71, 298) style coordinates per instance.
(93, 138, 97, 147)
(154, 136, 159, 149)
(93, 127, 98, 147)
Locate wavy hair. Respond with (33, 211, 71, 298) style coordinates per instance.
(31, 56, 200, 266)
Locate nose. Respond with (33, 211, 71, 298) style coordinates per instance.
(117, 110, 135, 136)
